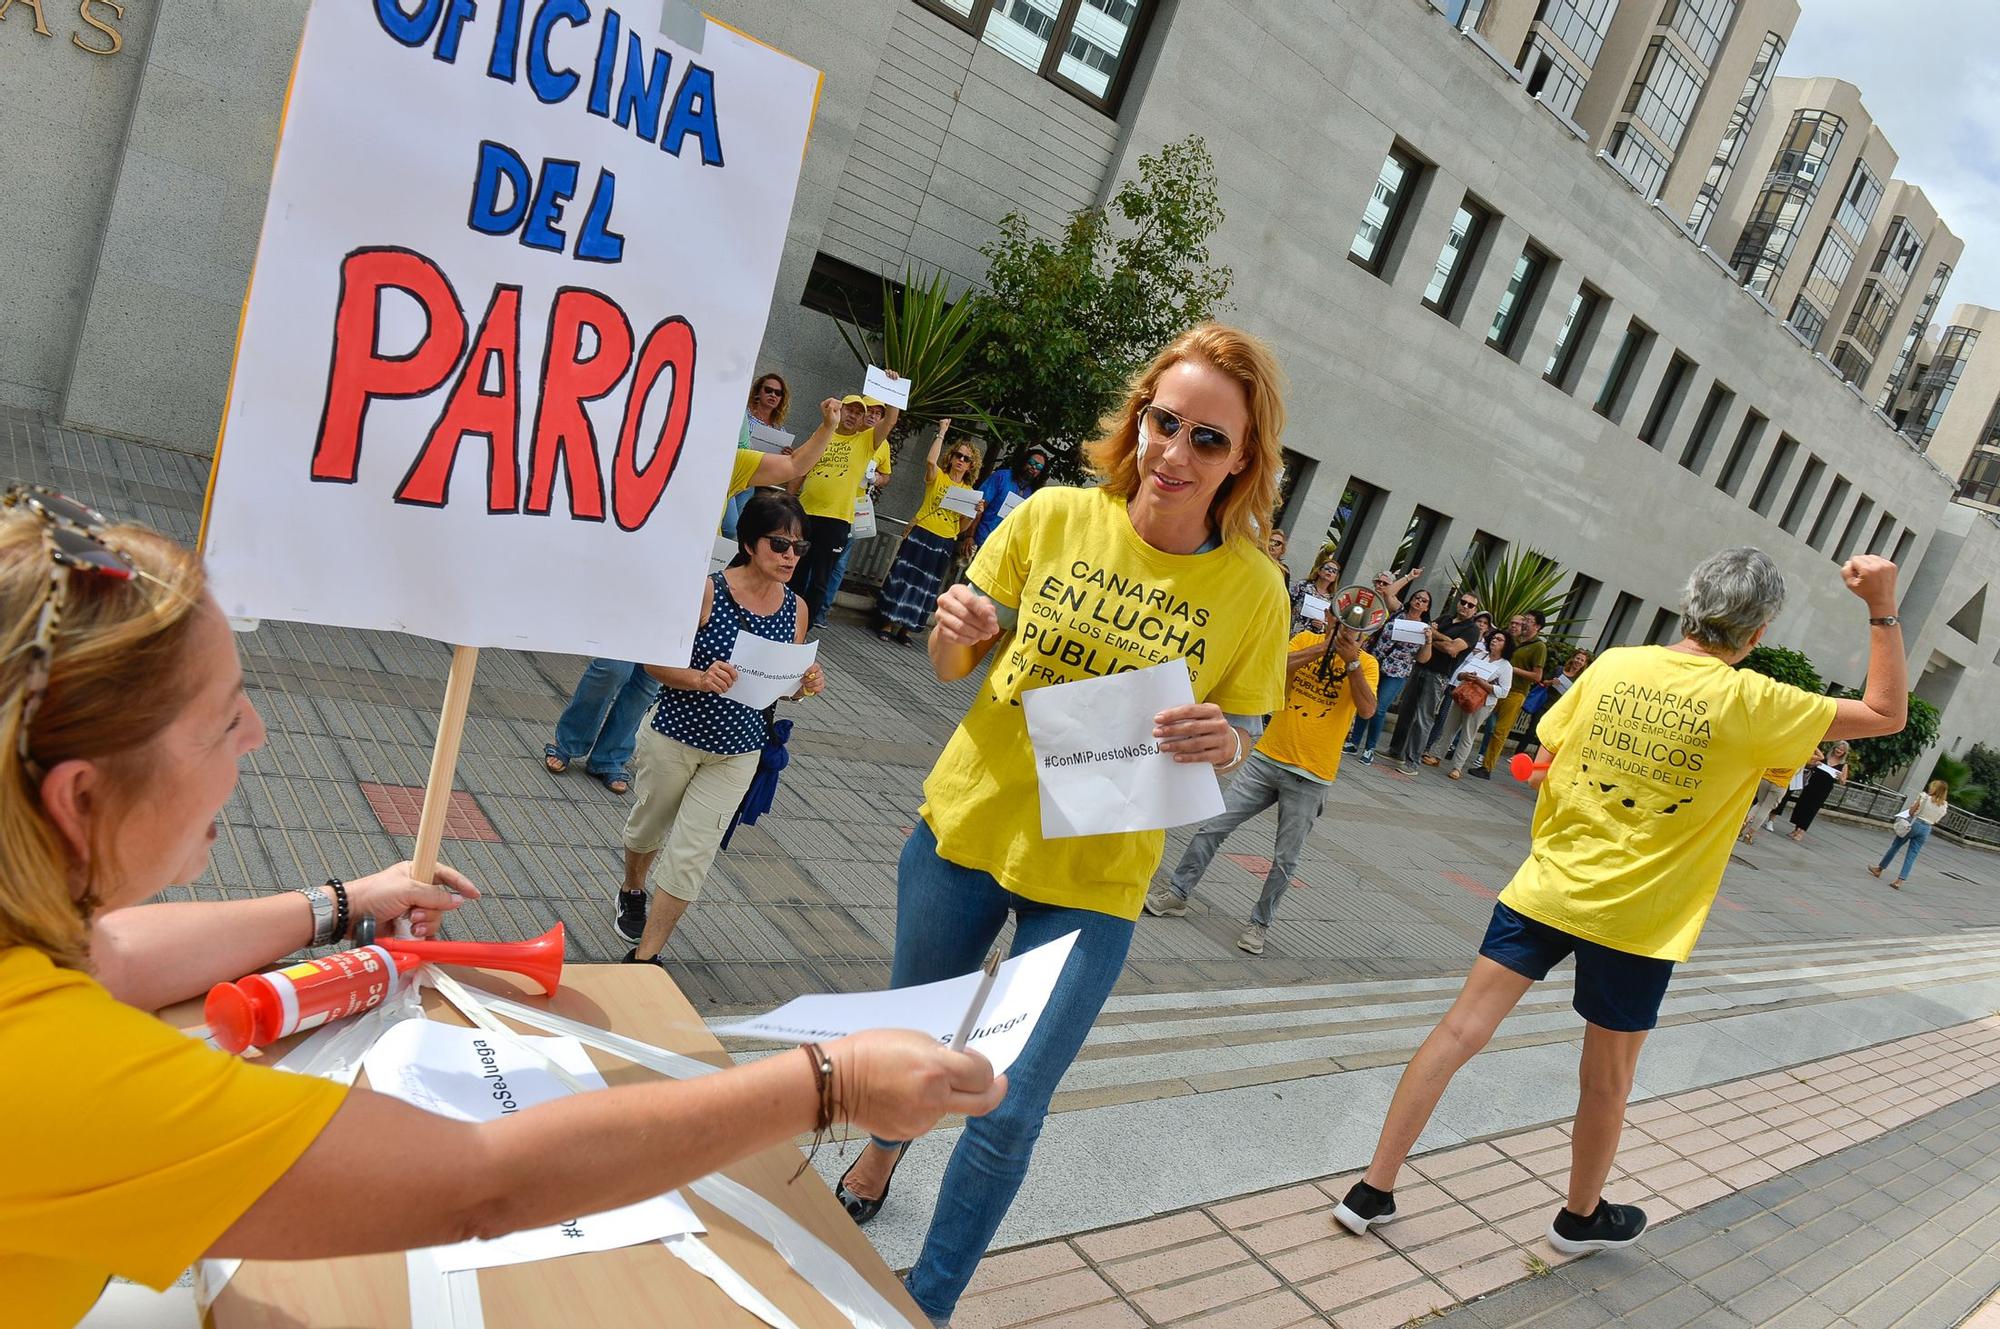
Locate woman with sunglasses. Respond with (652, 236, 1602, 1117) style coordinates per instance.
(1346, 587, 1433, 764)
(613, 492, 828, 957)
(720, 371, 793, 539)
(1290, 544, 1342, 635)
(831, 324, 1291, 1326)
(0, 490, 1003, 1329)
(876, 419, 982, 645)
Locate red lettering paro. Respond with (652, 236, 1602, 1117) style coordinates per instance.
(313, 248, 468, 484)
(611, 316, 695, 531)
(525, 288, 633, 521)
(396, 284, 525, 511)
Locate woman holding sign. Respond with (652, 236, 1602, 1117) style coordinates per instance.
(832, 324, 1292, 1325)
(615, 493, 828, 957)
(875, 420, 982, 645)
(0, 490, 1002, 1328)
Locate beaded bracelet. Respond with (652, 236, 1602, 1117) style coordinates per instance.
(792, 1042, 838, 1180)
(327, 878, 350, 943)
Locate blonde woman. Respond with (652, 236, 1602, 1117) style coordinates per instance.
(1870, 779, 1950, 888)
(876, 420, 981, 645)
(0, 489, 1002, 1328)
(1291, 542, 1341, 634)
(832, 325, 1293, 1324)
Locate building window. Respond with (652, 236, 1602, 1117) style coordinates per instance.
(1828, 341, 1872, 386)
(1519, 35, 1588, 116)
(1461, 528, 1507, 578)
(913, 0, 1153, 111)
(1594, 318, 1652, 419)
(1832, 161, 1884, 242)
(1870, 216, 1924, 298)
(1596, 591, 1641, 652)
(1786, 297, 1827, 346)
(1350, 145, 1424, 275)
(1623, 37, 1704, 149)
(1749, 432, 1800, 516)
(1779, 455, 1824, 535)
(1843, 280, 1897, 357)
(1835, 495, 1875, 561)
(1878, 261, 1952, 414)
(1961, 450, 2000, 510)
(1638, 352, 1695, 448)
(1908, 325, 1980, 447)
(800, 251, 902, 327)
(1646, 607, 1682, 646)
(1424, 197, 1494, 317)
(1545, 284, 1605, 389)
(1396, 505, 1448, 571)
(1663, 0, 1736, 66)
(1538, 0, 1620, 66)
(1715, 409, 1766, 496)
(1867, 512, 1895, 556)
(1799, 228, 1857, 318)
(1487, 243, 1549, 354)
(1607, 123, 1672, 197)
(1562, 573, 1602, 633)
(1808, 474, 1850, 551)
(1732, 109, 1845, 295)
(1892, 529, 1915, 567)
(1687, 32, 1783, 242)
(1678, 382, 1733, 472)
(1437, 0, 1492, 30)
(1327, 477, 1385, 567)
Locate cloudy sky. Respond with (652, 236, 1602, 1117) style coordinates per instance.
(1779, 0, 2000, 313)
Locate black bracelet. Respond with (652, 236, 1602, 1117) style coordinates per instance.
(327, 878, 349, 943)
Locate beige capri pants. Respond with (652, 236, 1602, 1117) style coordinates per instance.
(621, 724, 760, 902)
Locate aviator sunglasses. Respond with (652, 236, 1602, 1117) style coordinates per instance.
(763, 535, 812, 556)
(1138, 402, 1236, 463)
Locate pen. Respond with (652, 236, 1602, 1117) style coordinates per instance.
(952, 951, 1002, 1050)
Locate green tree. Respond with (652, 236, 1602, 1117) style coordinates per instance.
(1739, 645, 1824, 694)
(1965, 742, 2000, 802)
(1831, 690, 1940, 782)
(1927, 753, 1988, 815)
(969, 136, 1233, 476)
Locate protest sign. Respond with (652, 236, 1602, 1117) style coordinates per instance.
(716, 932, 1078, 1076)
(940, 485, 982, 518)
(202, 3, 820, 669)
(744, 421, 795, 454)
(1022, 659, 1226, 838)
(862, 364, 910, 409)
(1387, 616, 1429, 645)
(363, 1020, 702, 1270)
(1300, 593, 1331, 626)
(998, 490, 1025, 520)
(719, 632, 817, 709)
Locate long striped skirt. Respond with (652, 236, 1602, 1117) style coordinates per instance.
(876, 526, 957, 630)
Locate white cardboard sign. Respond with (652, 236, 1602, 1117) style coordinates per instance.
(1022, 658, 1226, 839)
(202, 5, 820, 668)
(719, 631, 817, 709)
(1299, 593, 1330, 625)
(744, 420, 795, 454)
(862, 364, 911, 408)
(715, 931, 1078, 1076)
(940, 484, 983, 518)
(1387, 616, 1429, 645)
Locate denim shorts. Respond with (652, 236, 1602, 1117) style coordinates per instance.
(1479, 901, 1675, 1033)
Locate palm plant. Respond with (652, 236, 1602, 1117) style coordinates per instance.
(1927, 754, 1988, 815)
(1449, 546, 1587, 655)
(835, 266, 995, 432)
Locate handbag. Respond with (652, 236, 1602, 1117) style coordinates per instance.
(1452, 676, 1492, 713)
(850, 493, 877, 541)
(1893, 811, 1913, 838)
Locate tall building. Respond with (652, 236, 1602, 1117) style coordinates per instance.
(1889, 305, 2000, 515)
(4, 0, 1998, 778)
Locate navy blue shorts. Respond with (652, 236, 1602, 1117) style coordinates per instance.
(1479, 901, 1675, 1032)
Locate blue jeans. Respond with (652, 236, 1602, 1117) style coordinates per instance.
(883, 821, 1135, 1322)
(548, 658, 655, 777)
(719, 488, 752, 540)
(1169, 754, 1322, 927)
(1878, 819, 1932, 879)
(1348, 674, 1407, 753)
(820, 535, 858, 615)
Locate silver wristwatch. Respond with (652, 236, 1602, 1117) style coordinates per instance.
(298, 884, 337, 946)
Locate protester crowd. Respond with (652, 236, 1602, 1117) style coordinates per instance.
(9, 320, 1927, 1329)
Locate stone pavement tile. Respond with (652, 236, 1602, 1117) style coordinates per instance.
(1162, 1288, 1318, 1329)
(1624, 1284, 1728, 1327)
(1129, 1261, 1279, 1321)
(1374, 1201, 1482, 1249)
(1410, 1142, 1506, 1180)
(991, 1303, 1144, 1329)
(962, 1242, 1086, 1297)
(953, 1267, 1124, 1329)
(1073, 1211, 1222, 1264)
(1100, 1235, 1246, 1295)
(1265, 1231, 1387, 1283)
(1208, 1184, 1329, 1231)
(1462, 1177, 1562, 1223)
(1436, 1248, 1538, 1300)
(1296, 1250, 1428, 1312)
(1233, 1207, 1342, 1257)
(1401, 1225, 1511, 1277)
(1434, 1159, 1534, 1202)
(1332, 1279, 1458, 1329)
(1661, 1175, 1731, 1211)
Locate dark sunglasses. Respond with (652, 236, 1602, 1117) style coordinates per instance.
(757, 383, 785, 396)
(3, 486, 137, 774)
(763, 535, 811, 556)
(1138, 402, 1235, 461)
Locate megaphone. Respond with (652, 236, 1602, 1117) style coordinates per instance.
(1329, 584, 1390, 635)
(391, 923, 568, 996)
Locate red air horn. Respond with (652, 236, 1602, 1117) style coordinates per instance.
(1510, 752, 1554, 782)
(389, 924, 567, 996)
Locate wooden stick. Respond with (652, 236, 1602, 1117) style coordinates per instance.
(410, 643, 481, 895)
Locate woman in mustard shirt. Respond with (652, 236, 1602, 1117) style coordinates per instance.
(0, 489, 1003, 1329)
(875, 418, 981, 644)
(831, 324, 1293, 1325)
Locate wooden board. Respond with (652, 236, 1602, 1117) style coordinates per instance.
(171, 965, 920, 1327)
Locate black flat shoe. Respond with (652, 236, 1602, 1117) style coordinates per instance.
(835, 1144, 907, 1225)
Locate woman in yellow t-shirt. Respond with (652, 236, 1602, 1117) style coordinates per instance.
(831, 325, 1292, 1324)
(874, 418, 981, 645)
(0, 491, 1002, 1329)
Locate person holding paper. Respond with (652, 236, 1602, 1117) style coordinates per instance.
(1146, 617, 1379, 955)
(1422, 628, 1513, 779)
(792, 383, 899, 624)
(831, 323, 1291, 1325)
(1289, 547, 1341, 635)
(0, 495, 1004, 1329)
(1473, 610, 1546, 778)
(1339, 548, 1907, 1257)
(1393, 589, 1483, 771)
(817, 406, 897, 616)
(970, 442, 1052, 551)
(876, 420, 982, 645)
(1345, 589, 1432, 764)
(616, 493, 828, 957)
(1516, 646, 1589, 759)
(719, 370, 793, 540)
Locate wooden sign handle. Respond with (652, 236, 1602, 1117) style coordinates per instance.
(408, 645, 480, 923)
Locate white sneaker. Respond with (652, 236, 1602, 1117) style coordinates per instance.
(1236, 924, 1267, 955)
(1144, 886, 1189, 917)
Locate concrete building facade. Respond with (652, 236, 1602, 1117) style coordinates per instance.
(2, 0, 1996, 779)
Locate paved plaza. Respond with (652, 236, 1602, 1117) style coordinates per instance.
(11, 407, 2000, 1326)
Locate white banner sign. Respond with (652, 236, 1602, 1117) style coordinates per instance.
(363, 1020, 702, 1270)
(997, 490, 1024, 520)
(1387, 616, 1429, 645)
(744, 420, 795, 454)
(862, 364, 910, 408)
(720, 631, 817, 709)
(202, 5, 820, 668)
(715, 932, 1077, 1076)
(1299, 593, 1330, 626)
(940, 485, 982, 518)
(1022, 658, 1226, 839)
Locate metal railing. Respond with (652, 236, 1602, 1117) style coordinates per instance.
(1825, 781, 2000, 849)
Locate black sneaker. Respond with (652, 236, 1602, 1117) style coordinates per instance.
(1548, 1200, 1648, 1254)
(1469, 765, 1492, 780)
(614, 890, 647, 943)
(1334, 1180, 1399, 1235)
(620, 947, 667, 970)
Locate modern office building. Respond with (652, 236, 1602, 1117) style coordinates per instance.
(3, 0, 1997, 779)
(1886, 304, 2000, 516)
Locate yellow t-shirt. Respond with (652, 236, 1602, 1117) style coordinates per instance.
(911, 469, 966, 539)
(1258, 633, 1380, 782)
(728, 447, 762, 497)
(1500, 646, 1837, 961)
(797, 428, 879, 520)
(920, 487, 1290, 919)
(0, 948, 347, 1327)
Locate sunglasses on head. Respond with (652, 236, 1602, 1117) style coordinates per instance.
(762, 535, 811, 556)
(3, 486, 138, 775)
(1138, 402, 1235, 462)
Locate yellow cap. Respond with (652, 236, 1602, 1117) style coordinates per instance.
(840, 394, 868, 406)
